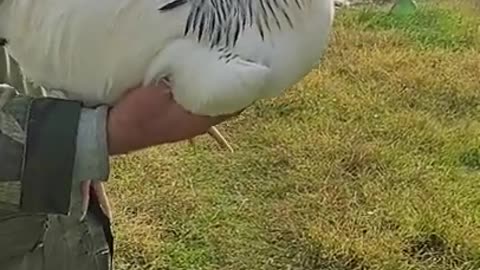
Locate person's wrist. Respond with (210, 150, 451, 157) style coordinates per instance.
(106, 104, 159, 155)
(106, 106, 129, 155)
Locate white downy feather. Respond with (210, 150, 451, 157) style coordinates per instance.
(0, 0, 335, 116)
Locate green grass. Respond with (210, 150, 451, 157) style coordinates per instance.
(108, 2, 480, 269)
(361, 9, 478, 50)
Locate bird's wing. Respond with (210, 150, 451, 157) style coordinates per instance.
(144, 38, 271, 116)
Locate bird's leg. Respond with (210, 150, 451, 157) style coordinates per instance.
(188, 127, 234, 152)
(188, 138, 197, 152)
(207, 126, 234, 152)
(80, 180, 112, 222)
(160, 78, 233, 152)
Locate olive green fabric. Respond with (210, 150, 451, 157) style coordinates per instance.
(0, 211, 111, 270)
(0, 165, 113, 269)
(0, 49, 82, 214)
(0, 47, 45, 96)
(0, 47, 113, 269)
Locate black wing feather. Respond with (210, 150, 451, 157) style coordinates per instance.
(158, 0, 188, 11)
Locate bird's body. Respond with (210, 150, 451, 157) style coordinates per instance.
(0, 0, 335, 219)
(0, 0, 334, 116)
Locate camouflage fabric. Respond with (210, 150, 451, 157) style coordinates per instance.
(0, 48, 113, 269)
(0, 47, 45, 97)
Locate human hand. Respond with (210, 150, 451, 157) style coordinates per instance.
(106, 80, 240, 155)
(80, 80, 241, 221)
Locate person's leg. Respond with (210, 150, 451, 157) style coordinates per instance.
(2, 244, 45, 270)
(0, 212, 47, 270)
(0, 211, 112, 270)
(0, 185, 113, 270)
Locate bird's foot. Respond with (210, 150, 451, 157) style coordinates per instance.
(80, 180, 112, 222)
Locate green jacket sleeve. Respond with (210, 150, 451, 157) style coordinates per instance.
(0, 48, 110, 215)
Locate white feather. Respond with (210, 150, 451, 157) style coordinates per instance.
(0, 0, 335, 116)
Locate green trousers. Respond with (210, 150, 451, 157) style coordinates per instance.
(0, 190, 113, 270)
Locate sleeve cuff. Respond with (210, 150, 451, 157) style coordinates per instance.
(20, 98, 82, 215)
(72, 106, 110, 183)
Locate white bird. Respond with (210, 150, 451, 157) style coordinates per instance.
(0, 0, 335, 219)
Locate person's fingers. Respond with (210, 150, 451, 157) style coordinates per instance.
(80, 180, 91, 222)
(92, 182, 112, 221)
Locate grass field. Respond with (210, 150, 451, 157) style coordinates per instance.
(108, 1, 480, 269)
